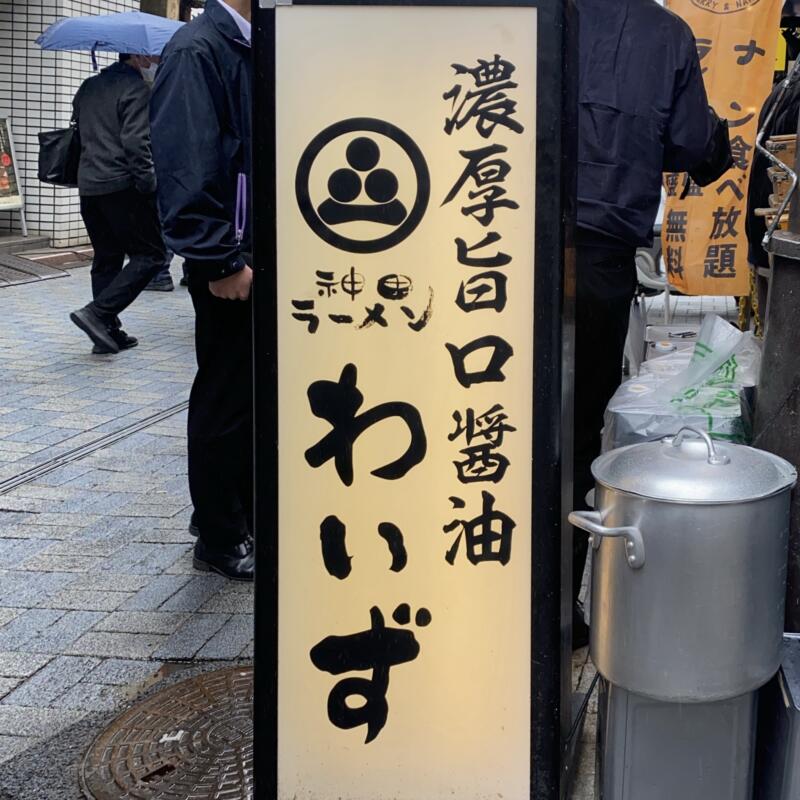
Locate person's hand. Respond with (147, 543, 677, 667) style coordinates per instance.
(209, 266, 253, 300)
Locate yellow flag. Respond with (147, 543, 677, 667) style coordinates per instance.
(663, 0, 782, 296)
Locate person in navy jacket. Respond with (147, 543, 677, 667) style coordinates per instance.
(150, 0, 254, 581)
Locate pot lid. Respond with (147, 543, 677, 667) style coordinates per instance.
(592, 427, 797, 504)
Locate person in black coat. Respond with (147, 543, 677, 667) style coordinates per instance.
(150, 0, 254, 581)
(573, 0, 719, 646)
(69, 54, 167, 354)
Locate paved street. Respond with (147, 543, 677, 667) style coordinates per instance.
(0, 260, 253, 794)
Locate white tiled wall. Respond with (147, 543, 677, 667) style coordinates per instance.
(0, 0, 138, 246)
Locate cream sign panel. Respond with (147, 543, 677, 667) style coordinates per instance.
(275, 6, 538, 798)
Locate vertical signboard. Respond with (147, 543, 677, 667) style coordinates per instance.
(662, 0, 782, 296)
(253, 1, 571, 798)
(0, 119, 23, 212)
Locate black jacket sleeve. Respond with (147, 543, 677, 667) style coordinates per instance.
(150, 47, 244, 281)
(663, 28, 715, 173)
(118, 80, 157, 194)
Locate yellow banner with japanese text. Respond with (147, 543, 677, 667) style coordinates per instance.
(663, 0, 782, 295)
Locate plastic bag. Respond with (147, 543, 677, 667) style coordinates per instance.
(602, 315, 761, 452)
(657, 314, 750, 398)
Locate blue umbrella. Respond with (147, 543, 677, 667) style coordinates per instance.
(36, 11, 183, 59)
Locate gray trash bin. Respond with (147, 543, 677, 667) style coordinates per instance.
(570, 427, 797, 800)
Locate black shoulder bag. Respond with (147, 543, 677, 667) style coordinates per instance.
(37, 121, 81, 188)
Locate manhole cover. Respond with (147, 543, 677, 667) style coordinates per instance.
(81, 666, 253, 800)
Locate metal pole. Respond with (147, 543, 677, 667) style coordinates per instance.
(757, 58, 800, 249)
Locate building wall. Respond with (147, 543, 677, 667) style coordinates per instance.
(0, 0, 138, 246)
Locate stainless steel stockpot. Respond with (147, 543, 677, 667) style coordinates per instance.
(569, 426, 797, 703)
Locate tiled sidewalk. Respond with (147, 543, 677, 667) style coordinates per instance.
(0, 262, 253, 777)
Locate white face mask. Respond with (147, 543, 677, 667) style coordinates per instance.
(140, 62, 158, 84)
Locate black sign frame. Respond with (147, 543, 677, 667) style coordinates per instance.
(252, 0, 576, 796)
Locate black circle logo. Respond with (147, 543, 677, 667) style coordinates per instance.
(296, 118, 430, 254)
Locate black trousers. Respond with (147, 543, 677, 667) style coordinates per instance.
(187, 272, 253, 549)
(572, 243, 637, 602)
(80, 188, 166, 326)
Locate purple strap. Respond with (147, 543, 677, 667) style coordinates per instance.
(235, 172, 247, 246)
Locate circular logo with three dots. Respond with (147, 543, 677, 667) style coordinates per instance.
(296, 118, 430, 254)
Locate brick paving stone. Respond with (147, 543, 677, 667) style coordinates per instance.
(94, 611, 188, 635)
(0, 609, 19, 629)
(67, 573, 150, 593)
(86, 658, 162, 687)
(0, 572, 79, 608)
(0, 734, 34, 765)
(93, 542, 189, 575)
(165, 551, 199, 575)
(51, 682, 129, 712)
(17, 512, 100, 528)
(0, 706, 86, 737)
(200, 590, 254, 615)
(65, 631, 167, 659)
(0, 441, 47, 455)
(0, 524, 81, 541)
(196, 615, 253, 661)
(6, 486, 71, 501)
(6, 428, 50, 443)
(43, 589, 131, 612)
(0, 511, 29, 528)
(126, 491, 181, 506)
(0, 496, 52, 512)
(159, 575, 227, 613)
(74, 491, 139, 514)
(32, 428, 79, 446)
(42, 539, 124, 558)
(120, 574, 192, 611)
(21, 554, 105, 573)
(0, 678, 22, 699)
(76, 515, 157, 541)
(133, 528, 194, 544)
(24, 464, 93, 487)
(0, 539, 53, 567)
(0, 609, 66, 650)
(153, 513, 192, 531)
(1, 656, 100, 707)
(48, 413, 114, 430)
(0, 423, 33, 437)
(111, 502, 185, 518)
(31, 399, 97, 412)
(27, 611, 106, 653)
(0, 652, 53, 678)
(153, 614, 229, 660)
(0, 408, 62, 426)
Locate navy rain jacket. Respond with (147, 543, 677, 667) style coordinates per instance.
(149, 0, 252, 282)
(577, 0, 715, 248)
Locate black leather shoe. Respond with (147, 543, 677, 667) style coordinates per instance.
(144, 276, 175, 292)
(93, 329, 138, 354)
(193, 537, 254, 582)
(188, 512, 199, 537)
(70, 306, 119, 353)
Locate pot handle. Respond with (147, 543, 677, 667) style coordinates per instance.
(668, 426, 731, 466)
(568, 511, 645, 570)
